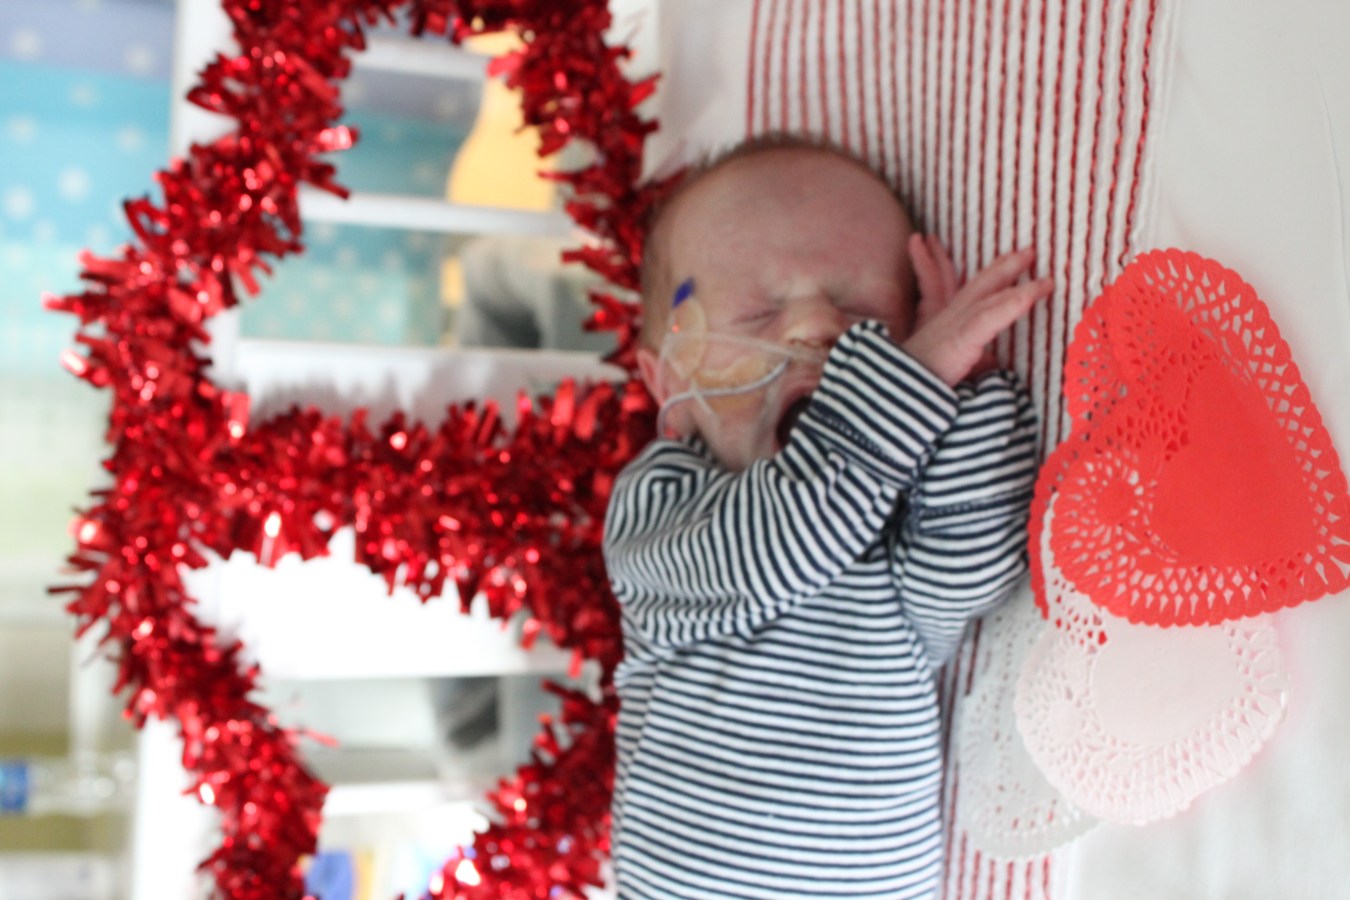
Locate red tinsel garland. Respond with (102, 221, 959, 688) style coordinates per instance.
(47, 1, 667, 897)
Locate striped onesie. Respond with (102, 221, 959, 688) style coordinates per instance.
(603, 322, 1038, 899)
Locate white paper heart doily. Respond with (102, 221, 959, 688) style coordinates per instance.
(955, 582, 1098, 858)
(1015, 500, 1290, 825)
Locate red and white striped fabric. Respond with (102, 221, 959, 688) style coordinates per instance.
(744, 0, 1167, 455)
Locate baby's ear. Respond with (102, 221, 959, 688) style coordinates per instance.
(636, 345, 666, 402)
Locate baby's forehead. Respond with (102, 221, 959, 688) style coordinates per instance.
(688, 148, 901, 226)
(673, 156, 904, 256)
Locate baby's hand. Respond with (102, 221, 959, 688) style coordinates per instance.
(902, 234, 1053, 386)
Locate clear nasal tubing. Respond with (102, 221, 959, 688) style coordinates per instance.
(654, 279, 829, 438)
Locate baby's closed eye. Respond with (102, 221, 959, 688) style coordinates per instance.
(728, 304, 779, 329)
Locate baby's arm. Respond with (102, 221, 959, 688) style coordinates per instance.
(605, 322, 960, 651)
(892, 370, 1039, 667)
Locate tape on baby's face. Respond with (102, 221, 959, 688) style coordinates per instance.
(662, 288, 708, 380)
(654, 288, 829, 444)
(661, 287, 778, 394)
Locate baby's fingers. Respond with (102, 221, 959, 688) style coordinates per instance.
(965, 277, 1054, 347)
(960, 247, 1038, 302)
(910, 234, 952, 313)
(902, 276, 1053, 385)
(928, 234, 959, 300)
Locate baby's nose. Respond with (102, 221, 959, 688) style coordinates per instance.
(782, 292, 847, 349)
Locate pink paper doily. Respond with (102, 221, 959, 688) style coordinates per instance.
(1016, 501, 1290, 824)
(1033, 249, 1350, 626)
(955, 585, 1097, 858)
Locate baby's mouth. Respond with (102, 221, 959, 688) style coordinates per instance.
(775, 395, 813, 448)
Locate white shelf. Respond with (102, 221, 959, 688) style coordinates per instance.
(358, 36, 490, 81)
(311, 745, 499, 817)
(202, 529, 576, 680)
(0, 854, 122, 900)
(298, 188, 574, 237)
(231, 339, 625, 423)
(323, 779, 478, 818)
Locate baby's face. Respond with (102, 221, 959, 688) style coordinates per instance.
(639, 149, 916, 470)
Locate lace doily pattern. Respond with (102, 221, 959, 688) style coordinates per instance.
(1034, 249, 1350, 626)
(1017, 501, 1290, 824)
(955, 587, 1097, 858)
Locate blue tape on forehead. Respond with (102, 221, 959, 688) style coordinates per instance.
(672, 278, 695, 308)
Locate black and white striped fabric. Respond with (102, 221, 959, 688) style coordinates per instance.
(603, 322, 1038, 900)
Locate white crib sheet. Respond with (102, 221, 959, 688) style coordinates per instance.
(1070, 1, 1350, 897)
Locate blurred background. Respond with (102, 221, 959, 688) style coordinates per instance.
(0, 0, 643, 896)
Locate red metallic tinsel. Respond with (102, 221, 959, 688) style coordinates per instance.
(48, 1, 663, 897)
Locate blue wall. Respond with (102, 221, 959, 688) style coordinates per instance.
(1, 0, 474, 373)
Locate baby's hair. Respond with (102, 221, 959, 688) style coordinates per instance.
(637, 133, 915, 349)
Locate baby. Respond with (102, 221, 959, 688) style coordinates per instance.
(603, 135, 1050, 900)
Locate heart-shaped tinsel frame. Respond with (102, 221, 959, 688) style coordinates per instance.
(46, 2, 674, 897)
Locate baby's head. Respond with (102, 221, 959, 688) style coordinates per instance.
(637, 135, 919, 470)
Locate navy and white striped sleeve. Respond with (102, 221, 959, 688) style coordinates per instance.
(893, 370, 1039, 665)
(604, 321, 960, 650)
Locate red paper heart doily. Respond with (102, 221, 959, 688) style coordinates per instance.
(1032, 249, 1350, 626)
